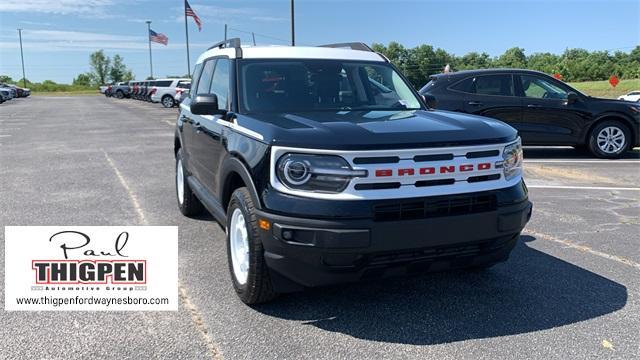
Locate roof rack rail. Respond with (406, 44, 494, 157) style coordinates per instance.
(208, 37, 243, 58)
(318, 42, 374, 52)
(318, 42, 388, 62)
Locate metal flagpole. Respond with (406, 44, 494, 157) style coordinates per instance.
(224, 24, 227, 41)
(17, 29, 27, 88)
(290, 0, 295, 46)
(184, 1, 191, 76)
(146, 20, 153, 79)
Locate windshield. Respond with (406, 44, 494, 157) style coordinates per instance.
(238, 59, 422, 113)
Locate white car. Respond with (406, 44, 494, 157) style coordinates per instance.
(618, 91, 640, 102)
(150, 78, 191, 108)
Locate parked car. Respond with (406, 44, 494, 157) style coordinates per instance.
(0, 84, 17, 98)
(419, 69, 640, 158)
(150, 78, 191, 108)
(0, 88, 11, 102)
(99, 85, 109, 94)
(174, 39, 531, 304)
(618, 91, 640, 102)
(112, 81, 131, 99)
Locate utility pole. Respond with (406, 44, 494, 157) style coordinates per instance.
(224, 24, 227, 41)
(290, 0, 295, 46)
(184, 2, 190, 76)
(17, 29, 26, 88)
(252, 32, 256, 46)
(146, 20, 153, 79)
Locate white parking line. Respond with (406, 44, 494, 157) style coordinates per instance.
(0, 134, 11, 137)
(528, 185, 640, 191)
(525, 160, 639, 164)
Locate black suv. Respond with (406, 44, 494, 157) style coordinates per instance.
(175, 40, 532, 304)
(419, 69, 640, 158)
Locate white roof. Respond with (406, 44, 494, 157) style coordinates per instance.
(195, 46, 385, 64)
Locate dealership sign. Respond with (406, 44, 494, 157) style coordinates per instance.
(5, 226, 178, 311)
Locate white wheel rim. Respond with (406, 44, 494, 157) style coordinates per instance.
(229, 208, 250, 285)
(163, 97, 173, 107)
(597, 126, 626, 154)
(176, 159, 184, 205)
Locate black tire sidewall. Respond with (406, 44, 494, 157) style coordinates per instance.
(162, 95, 174, 108)
(175, 149, 203, 216)
(588, 121, 630, 159)
(226, 190, 255, 297)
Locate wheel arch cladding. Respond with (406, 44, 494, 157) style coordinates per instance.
(220, 156, 262, 211)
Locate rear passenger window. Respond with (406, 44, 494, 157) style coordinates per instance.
(450, 77, 474, 93)
(196, 60, 215, 95)
(155, 80, 173, 87)
(473, 75, 514, 96)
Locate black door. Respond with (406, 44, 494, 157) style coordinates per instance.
(191, 58, 231, 197)
(461, 74, 522, 125)
(516, 74, 589, 145)
(181, 61, 212, 179)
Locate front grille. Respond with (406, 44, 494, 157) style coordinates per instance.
(373, 193, 497, 222)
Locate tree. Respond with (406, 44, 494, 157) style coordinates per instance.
(496, 47, 527, 68)
(89, 50, 111, 85)
(109, 54, 134, 82)
(0, 75, 14, 83)
(73, 73, 93, 87)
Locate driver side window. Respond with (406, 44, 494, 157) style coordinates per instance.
(520, 75, 567, 99)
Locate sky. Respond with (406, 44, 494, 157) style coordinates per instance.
(0, 0, 638, 84)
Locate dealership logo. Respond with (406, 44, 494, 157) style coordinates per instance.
(31, 231, 146, 285)
(5, 226, 178, 311)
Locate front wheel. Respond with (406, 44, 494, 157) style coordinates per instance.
(162, 95, 175, 108)
(175, 149, 203, 216)
(226, 187, 277, 304)
(587, 120, 630, 159)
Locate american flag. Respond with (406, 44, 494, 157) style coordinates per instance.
(185, 0, 202, 31)
(149, 29, 168, 45)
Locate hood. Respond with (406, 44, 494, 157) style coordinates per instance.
(238, 110, 517, 150)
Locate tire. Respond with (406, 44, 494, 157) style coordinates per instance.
(587, 120, 631, 159)
(226, 187, 277, 304)
(175, 149, 204, 216)
(161, 95, 175, 108)
(115, 90, 124, 99)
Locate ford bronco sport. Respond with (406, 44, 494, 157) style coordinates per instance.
(174, 39, 532, 304)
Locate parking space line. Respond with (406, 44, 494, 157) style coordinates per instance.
(528, 185, 640, 191)
(0, 134, 11, 138)
(101, 148, 220, 359)
(102, 150, 148, 226)
(525, 229, 640, 271)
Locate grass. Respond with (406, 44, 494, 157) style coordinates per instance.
(32, 90, 101, 96)
(567, 79, 640, 99)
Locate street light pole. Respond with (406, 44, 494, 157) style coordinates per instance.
(17, 29, 26, 88)
(290, 0, 295, 46)
(146, 21, 153, 79)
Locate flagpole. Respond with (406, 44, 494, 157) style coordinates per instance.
(184, 0, 191, 77)
(146, 20, 153, 79)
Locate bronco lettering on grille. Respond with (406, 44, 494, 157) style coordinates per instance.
(375, 162, 492, 177)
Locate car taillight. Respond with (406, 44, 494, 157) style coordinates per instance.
(150, 87, 157, 95)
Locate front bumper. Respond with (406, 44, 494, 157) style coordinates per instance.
(256, 182, 532, 292)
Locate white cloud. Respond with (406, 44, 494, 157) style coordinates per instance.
(0, 0, 115, 16)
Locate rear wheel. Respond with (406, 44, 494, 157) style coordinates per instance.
(226, 187, 277, 304)
(115, 90, 124, 99)
(162, 95, 175, 108)
(588, 120, 630, 159)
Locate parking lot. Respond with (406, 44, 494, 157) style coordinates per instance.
(1, 96, 639, 359)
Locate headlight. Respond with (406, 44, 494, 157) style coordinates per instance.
(502, 139, 523, 181)
(276, 153, 366, 193)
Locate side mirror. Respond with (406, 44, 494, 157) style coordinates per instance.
(567, 92, 579, 105)
(422, 94, 438, 109)
(190, 94, 226, 115)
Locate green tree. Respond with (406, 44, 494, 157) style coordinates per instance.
(109, 54, 134, 82)
(73, 73, 93, 87)
(496, 47, 527, 68)
(89, 50, 111, 85)
(0, 75, 14, 83)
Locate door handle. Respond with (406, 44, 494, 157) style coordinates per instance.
(467, 101, 483, 106)
(527, 104, 541, 108)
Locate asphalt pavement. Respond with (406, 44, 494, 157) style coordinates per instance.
(1, 96, 638, 359)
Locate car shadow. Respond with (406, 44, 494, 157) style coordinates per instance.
(253, 235, 627, 345)
(523, 146, 640, 159)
